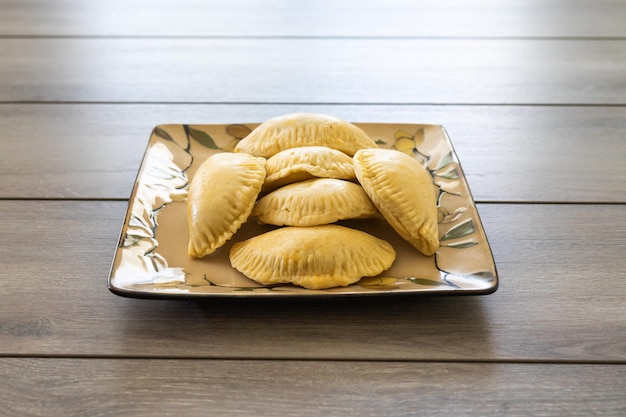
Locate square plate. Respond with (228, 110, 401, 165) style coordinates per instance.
(109, 122, 498, 298)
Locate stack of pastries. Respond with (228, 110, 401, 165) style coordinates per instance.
(187, 113, 439, 290)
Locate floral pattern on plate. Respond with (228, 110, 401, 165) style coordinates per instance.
(109, 122, 498, 298)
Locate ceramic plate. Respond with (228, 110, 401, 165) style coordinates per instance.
(109, 122, 498, 298)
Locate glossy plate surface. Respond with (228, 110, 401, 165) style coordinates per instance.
(109, 122, 498, 298)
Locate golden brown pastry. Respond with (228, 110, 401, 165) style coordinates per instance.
(252, 178, 378, 226)
(263, 146, 356, 191)
(187, 152, 266, 258)
(353, 148, 439, 256)
(229, 225, 396, 289)
(234, 113, 378, 158)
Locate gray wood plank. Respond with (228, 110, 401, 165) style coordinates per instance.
(0, 201, 624, 361)
(0, 358, 624, 417)
(1, 0, 625, 38)
(0, 38, 625, 104)
(1, 104, 624, 202)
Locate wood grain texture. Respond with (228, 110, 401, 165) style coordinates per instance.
(0, 201, 624, 361)
(0, 38, 625, 104)
(1, 0, 625, 38)
(0, 358, 624, 417)
(1, 104, 625, 202)
(1, 1, 624, 415)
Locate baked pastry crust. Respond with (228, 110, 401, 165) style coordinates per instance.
(252, 178, 378, 226)
(187, 152, 266, 258)
(234, 113, 378, 158)
(353, 148, 440, 256)
(229, 225, 396, 289)
(263, 146, 356, 191)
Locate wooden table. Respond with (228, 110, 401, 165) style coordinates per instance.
(1, 1, 624, 415)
